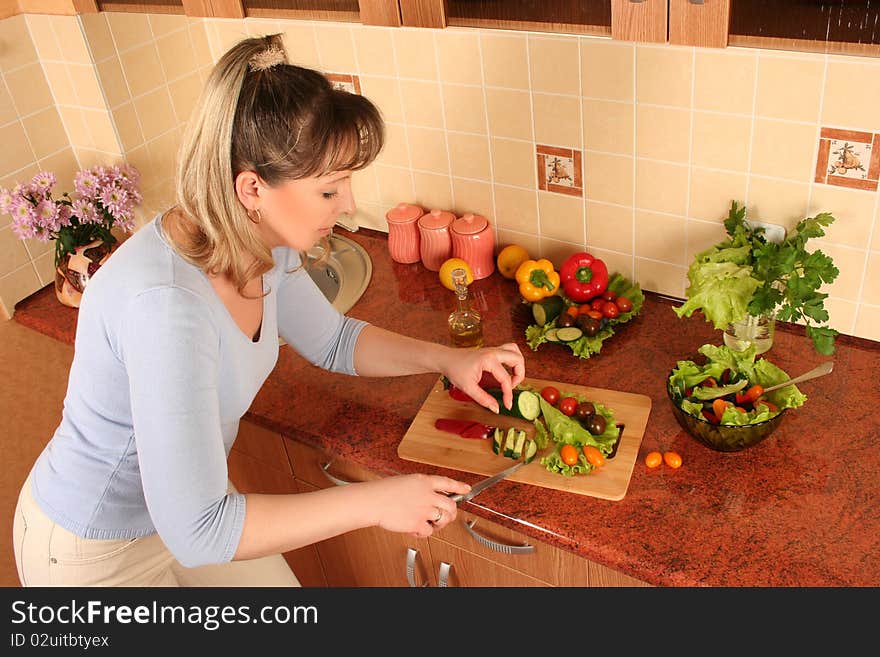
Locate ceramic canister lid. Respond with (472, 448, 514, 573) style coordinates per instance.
(451, 213, 488, 235)
(386, 202, 423, 224)
(418, 209, 455, 230)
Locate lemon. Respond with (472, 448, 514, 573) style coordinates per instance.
(439, 258, 474, 291)
(496, 244, 530, 279)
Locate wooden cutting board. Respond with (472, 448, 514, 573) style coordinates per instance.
(398, 375, 652, 501)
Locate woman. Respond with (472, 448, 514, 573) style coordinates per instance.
(12, 34, 525, 587)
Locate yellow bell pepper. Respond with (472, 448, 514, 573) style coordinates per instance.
(515, 258, 560, 302)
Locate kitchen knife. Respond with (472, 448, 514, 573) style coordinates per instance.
(448, 443, 555, 504)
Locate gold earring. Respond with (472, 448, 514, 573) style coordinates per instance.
(248, 209, 262, 225)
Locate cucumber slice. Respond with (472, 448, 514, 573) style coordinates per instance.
(544, 328, 560, 343)
(532, 296, 565, 326)
(523, 439, 538, 464)
(555, 327, 584, 343)
(511, 430, 526, 460)
(502, 427, 517, 457)
(492, 427, 504, 454)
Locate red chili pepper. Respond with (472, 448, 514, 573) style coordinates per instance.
(558, 252, 609, 302)
(434, 418, 494, 439)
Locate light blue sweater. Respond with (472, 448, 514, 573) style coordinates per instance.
(30, 214, 368, 567)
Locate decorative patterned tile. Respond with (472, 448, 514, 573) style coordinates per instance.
(326, 73, 361, 95)
(536, 144, 582, 197)
(815, 127, 879, 192)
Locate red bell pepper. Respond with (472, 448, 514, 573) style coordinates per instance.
(558, 252, 609, 302)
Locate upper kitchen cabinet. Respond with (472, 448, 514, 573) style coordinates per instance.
(242, 1, 400, 25)
(442, 0, 612, 36)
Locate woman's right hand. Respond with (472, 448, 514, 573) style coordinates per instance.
(361, 474, 470, 538)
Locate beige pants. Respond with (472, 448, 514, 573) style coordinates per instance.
(13, 475, 299, 587)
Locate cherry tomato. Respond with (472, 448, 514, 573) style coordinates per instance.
(566, 305, 580, 318)
(645, 451, 663, 468)
(663, 451, 683, 468)
(615, 296, 633, 313)
(560, 444, 579, 466)
(701, 377, 717, 388)
(540, 386, 560, 405)
(601, 301, 620, 319)
(590, 298, 605, 311)
(701, 409, 719, 424)
(712, 398, 728, 423)
(583, 445, 605, 468)
(586, 309, 603, 321)
(756, 399, 779, 413)
(743, 384, 764, 404)
(577, 303, 595, 316)
(720, 368, 731, 384)
(601, 289, 616, 301)
(559, 396, 578, 416)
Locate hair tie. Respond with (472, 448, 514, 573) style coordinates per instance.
(249, 45, 286, 72)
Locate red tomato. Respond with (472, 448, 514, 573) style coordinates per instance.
(559, 397, 578, 416)
(560, 444, 579, 466)
(590, 298, 605, 311)
(583, 445, 605, 468)
(601, 301, 620, 319)
(601, 289, 616, 301)
(540, 386, 560, 405)
(615, 296, 633, 312)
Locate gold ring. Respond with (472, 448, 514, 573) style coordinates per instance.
(433, 508, 443, 523)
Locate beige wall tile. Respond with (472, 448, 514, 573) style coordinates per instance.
(689, 168, 748, 222)
(496, 229, 540, 260)
(750, 119, 816, 182)
(22, 107, 66, 160)
(0, 122, 35, 175)
(243, 19, 280, 37)
(112, 102, 143, 152)
(157, 32, 198, 84)
(822, 297, 857, 335)
(1, 165, 38, 196)
(584, 152, 632, 206)
(399, 79, 443, 128)
(59, 106, 91, 149)
(853, 303, 880, 341)
(485, 88, 532, 140)
(451, 178, 492, 219)
(756, 54, 823, 123)
(30, 248, 55, 287)
(823, 60, 880, 131)
(490, 138, 534, 189)
(636, 46, 692, 108)
(817, 242, 865, 303)
(581, 39, 633, 101)
(374, 163, 414, 206)
(635, 210, 686, 264)
(352, 27, 394, 77)
(145, 128, 180, 182)
(69, 64, 106, 110)
(635, 160, 688, 215)
(413, 170, 453, 211)
(150, 13, 188, 38)
(686, 218, 728, 264)
(315, 24, 356, 74)
(538, 191, 583, 242)
(494, 185, 537, 234)
(407, 126, 448, 174)
(634, 257, 687, 298)
(106, 12, 153, 51)
(42, 62, 76, 106)
(529, 36, 579, 95)
(693, 49, 756, 115)
(375, 123, 409, 168)
(121, 44, 165, 98)
(97, 57, 131, 109)
(808, 185, 876, 249)
(168, 72, 201, 127)
(24, 232, 52, 260)
(351, 166, 379, 205)
(0, 80, 15, 125)
(188, 22, 212, 69)
(208, 20, 248, 61)
(540, 235, 583, 267)
(874, 205, 880, 251)
(691, 112, 751, 172)
(52, 16, 90, 66)
(0, 263, 40, 317)
(583, 99, 633, 155)
(361, 76, 404, 124)
(279, 23, 319, 68)
(80, 13, 115, 63)
(447, 132, 490, 181)
(481, 33, 528, 89)
(5, 63, 53, 117)
(353, 202, 385, 232)
(1, 15, 37, 71)
(436, 30, 481, 86)
(636, 105, 690, 162)
(746, 177, 809, 226)
(393, 29, 437, 80)
(442, 84, 486, 134)
(134, 88, 177, 141)
(533, 93, 580, 148)
(86, 110, 119, 153)
(25, 15, 61, 62)
(591, 248, 634, 280)
(36, 148, 77, 196)
(0, 225, 32, 276)
(586, 201, 633, 254)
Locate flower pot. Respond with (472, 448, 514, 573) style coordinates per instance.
(723, 312, 776, 355)
(54, 239, 113, 308)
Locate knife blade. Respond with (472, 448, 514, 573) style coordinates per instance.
(448, 443, 555, 504)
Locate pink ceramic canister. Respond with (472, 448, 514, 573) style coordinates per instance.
(450, 212, 495, 280)
(417, 209, 455, 271)
(385, 202, 423, 264)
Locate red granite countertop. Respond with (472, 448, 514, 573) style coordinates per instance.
(14, 228, 880, 587)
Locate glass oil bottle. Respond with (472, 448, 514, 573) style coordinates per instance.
(448, 268, 483, 348)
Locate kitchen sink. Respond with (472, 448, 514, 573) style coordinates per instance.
(304, 232, 372, 314)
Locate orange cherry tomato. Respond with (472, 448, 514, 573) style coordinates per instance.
(645, 451, 663, 468)
(577, 303, 595, 316)
(583, 445, 605, 468)
(560, 444, 579, 466)
(712, 398, 728, 423)
(586, 309, 603, 321)
(566, 305, 580, 318)
(743, 384, 764, 403)
(663, 451, 683, 468)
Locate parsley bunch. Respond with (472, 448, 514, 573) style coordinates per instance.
(675, 201, 839, 355)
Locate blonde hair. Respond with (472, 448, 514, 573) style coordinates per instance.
(173, 34, 384, 294)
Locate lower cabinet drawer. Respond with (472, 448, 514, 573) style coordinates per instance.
(427, 536, 549, 587)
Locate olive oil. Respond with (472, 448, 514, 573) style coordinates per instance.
(448, 268, 483, 348)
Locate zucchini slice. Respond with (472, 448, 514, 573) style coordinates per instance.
(492, 427, 504, 454)
(511, 430, 526, 460)
(555, 327, 584, 343)
(488, 389, 542, 421)
(523, 439, 538, 464)
(544, 328, 560, 342)
(532, 296, 565, 326)
(502, 427, 517, 457)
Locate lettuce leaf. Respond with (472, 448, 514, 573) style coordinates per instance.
(537, 395, 619, 477)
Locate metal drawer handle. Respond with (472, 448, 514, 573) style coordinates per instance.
(464, 519, 535, 555)
(320, 461, 354, 487)
(437, 561, 452, 587)
(405, 547, 428, 587)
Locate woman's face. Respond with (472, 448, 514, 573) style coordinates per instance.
(256, 170, 356, 251)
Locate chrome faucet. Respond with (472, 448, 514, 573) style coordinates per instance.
(333, 213, 359, 233)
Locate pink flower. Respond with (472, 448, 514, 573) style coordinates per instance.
(74, 170, 101, 199)
(31, 171, 56, 195)
(0, 188, 13, 214)
(71, 198, 99, 224)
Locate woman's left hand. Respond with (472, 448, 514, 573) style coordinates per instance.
(441, 342, 525, 414)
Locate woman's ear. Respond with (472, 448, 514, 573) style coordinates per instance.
(234, 170, 263, 210)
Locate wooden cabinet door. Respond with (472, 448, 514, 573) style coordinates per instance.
(669, 0, 729, 48)
(610, 0, 666, 43)
(427, 536, 549, 587)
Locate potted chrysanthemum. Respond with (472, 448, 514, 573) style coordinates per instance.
(0, 164, 142, 307)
